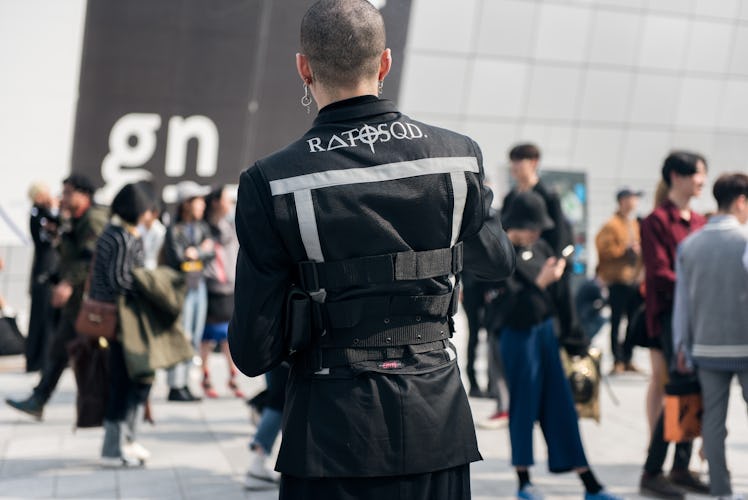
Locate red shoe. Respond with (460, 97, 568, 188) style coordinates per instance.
(477, 411, 509, 429)
(202, 377, 219, 399)
(228, 378, 246, 399)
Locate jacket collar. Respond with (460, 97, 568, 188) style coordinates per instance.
(313, 95, 399, 126)
(704, 214, 742, 230)
(661, 198, 694, 225)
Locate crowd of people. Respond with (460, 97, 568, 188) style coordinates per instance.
(466, 144, 748, 500)
(4, 176, 248, 467)
(2, 1, 747, 499)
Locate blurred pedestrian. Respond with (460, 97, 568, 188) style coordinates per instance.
(503, 143, 587, 351)
(229, 1, 515, 498)
(25, 181, 60, 372)
(6, 174, 107, 419)
(91, 183, 152, 467)
(134, 181, 166, 271)
(461, 270, 490, 397)
(638, 151, 709, 499)
(200, 185, 243, 399)
(673, 173, 748, 500)
(244, 363, 288, 489)
(595, 187, 644, 374)
(497, 191, 621, 500)
(164, 180, 213, 402)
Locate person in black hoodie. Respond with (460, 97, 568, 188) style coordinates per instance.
(496, 191, 621, 500)
(25, 182, 60, 372)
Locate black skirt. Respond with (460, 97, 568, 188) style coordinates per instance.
(280, 463, 471, 500)
(206, 292, 234, 323)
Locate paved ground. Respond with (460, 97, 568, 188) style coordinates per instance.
(1, 309, 746, 499)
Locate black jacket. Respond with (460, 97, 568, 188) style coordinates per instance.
(29, 204, 59, 283)
(229, 96, 514, 478)
(503, 181, 573, 256)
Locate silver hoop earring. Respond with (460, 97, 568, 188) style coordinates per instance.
(377, 80, 384, 97)
(301, 83, 312, 114)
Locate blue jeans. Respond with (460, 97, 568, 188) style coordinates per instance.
(167, 280, 208, 388)
(499, 319, 588, 472)
(251, 368, 287, 454)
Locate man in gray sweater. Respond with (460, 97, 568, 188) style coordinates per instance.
(673, 172, 748, 500)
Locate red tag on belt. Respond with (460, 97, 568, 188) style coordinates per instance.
(378, 360, 403, 370)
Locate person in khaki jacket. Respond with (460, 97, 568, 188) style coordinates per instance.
(595, 188, 644, 374)
(6, 174, 108, 419)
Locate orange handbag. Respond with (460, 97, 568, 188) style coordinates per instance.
(664, 377, 702, 442)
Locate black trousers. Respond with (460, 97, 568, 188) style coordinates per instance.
(25, 281, 58, 372)
(280, 463, 471, 500)
(462, 284, 485, 391)
(32, 310, 77, 404)
(643, 313, 692, 474)
(105, 341, 151, 422)
(608, 283, 641, 363)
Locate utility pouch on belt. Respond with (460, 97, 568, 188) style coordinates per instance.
(285, 288, 313, 355)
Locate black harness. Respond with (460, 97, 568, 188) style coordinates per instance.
(289, 243, 463, 369)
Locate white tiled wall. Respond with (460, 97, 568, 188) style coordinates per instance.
(399, 0, 748, 270)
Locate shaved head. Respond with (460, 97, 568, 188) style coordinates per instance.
(300, 0, 386, 89)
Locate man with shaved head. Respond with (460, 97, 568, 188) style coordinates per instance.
(229, 1, 515, 498)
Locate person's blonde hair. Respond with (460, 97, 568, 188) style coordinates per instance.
(27, 181, 49, 203)
(653, 179, 668, 208)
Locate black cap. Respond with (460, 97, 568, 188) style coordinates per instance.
(502, 191, 555, 231)
(616, 187, 643, 201)
(63, 173, 96, 197)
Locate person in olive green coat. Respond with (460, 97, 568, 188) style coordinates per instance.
(6, 174, 108, 420)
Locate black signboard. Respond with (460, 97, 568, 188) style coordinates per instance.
(70, 0, 413, 203)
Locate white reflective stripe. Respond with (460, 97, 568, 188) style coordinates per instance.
(449, 171, 468, 247)
(293, 190, 324, 262)
(269, 156, 479, 195)
(693, 345, 748, 357)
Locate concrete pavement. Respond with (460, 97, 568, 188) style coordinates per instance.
(1, 310, 746, 499)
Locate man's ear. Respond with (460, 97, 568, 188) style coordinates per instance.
(378, 48, 392, 82)
(296, 53, 313, 83)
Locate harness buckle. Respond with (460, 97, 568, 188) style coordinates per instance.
(298, 261, 321, 293)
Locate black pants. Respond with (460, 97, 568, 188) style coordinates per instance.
(32, 310, 77, 404)
(643, 313, 692, 474)
(280, 463, 471, 500)
(608, 283, 641, 364)
(105, 341, 151, 422)
(25, 281, 59, 372)
(462, 285, 485, 391)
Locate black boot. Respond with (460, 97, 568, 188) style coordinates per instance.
(168, 387, 202, 402)
(5, 395, 44, 420)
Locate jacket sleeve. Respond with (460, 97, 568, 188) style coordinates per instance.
(197, 221, 216, 263)
(595, 221, 626, 260)
(672, 246, 693, 368)
(62, 209, 107, 287)
(641, 214, 675, 296)
(461, 141, 516, 281)
(228, 166, 294, 377)
(163, 226, 186, 270)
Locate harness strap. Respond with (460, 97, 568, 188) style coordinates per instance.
(317, 317, 451, 349)
(322, 289, 459, 330)
(298, 242, 463, 293)
(306, 339, 450, 369)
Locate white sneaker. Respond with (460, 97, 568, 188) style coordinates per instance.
(123, 441, 151, 462)
(245, 448, 280, 489)
(100, 455, 143, 468)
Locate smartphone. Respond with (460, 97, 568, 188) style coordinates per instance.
(560, 244, 575, 260)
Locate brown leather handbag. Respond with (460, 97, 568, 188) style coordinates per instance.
(74, 256, 118, 340)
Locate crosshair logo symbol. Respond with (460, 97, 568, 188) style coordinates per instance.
(358, 124, 380, 154)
